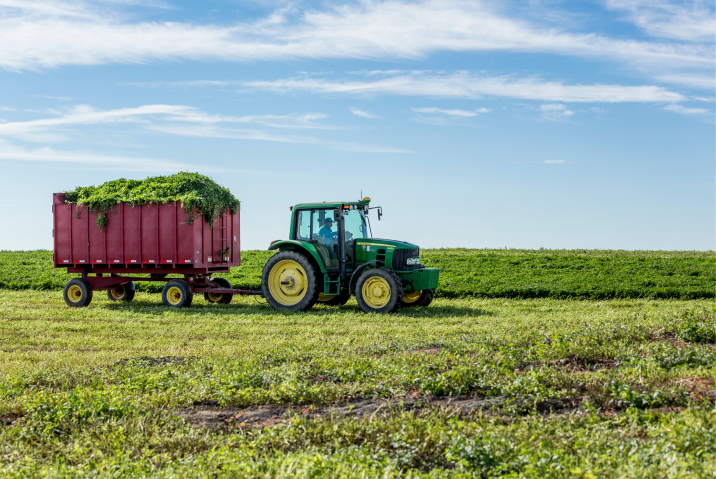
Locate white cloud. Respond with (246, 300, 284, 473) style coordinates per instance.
(412, 107, 490, 116)
(0, 106, 15, 111)
(0, 103, 409, 153)
(540, 103, 574, 119)
(148, 124, 411, 153)
(349, 107, 377, 118)
(604, 0, 715, 42)
(242, 72, 686, 103)
(655, 73, 715, 89)
(663, 103, 710, 115)
(0, 138, 192, 172)
(0, 104, 334, 142)
(0, 0, 711, 88)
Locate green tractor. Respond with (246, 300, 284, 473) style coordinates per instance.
(261, 197, 439, 313)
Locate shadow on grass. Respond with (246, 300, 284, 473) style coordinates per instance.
(104, 299, 494, 319)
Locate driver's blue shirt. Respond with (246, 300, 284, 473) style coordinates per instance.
(318, 225, 337, 242)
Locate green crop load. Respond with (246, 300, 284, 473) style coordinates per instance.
(63, 172, 240, 230)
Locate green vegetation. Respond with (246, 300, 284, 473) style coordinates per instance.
(426, 249, 715, 300)
(0, 292, 714, 477)
(1, 249, 713, 300)
(62, 172, 240, 230)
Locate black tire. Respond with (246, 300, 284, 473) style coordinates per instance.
(107, 282, 135, 302)
(162, 279, 193, 308)
(63, 278, 93, 308)
(355, 267, 403, 314)
(204, 277, 233, 304)
(316, 290, 351, 306)
(402, 288, 435, 308)
(261, 250, 319, 311)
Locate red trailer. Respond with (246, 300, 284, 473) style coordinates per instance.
(52, 193, 261, 307)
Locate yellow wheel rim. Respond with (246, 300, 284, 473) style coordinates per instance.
(403, 290, 422, 304)
(207, 292, 223, 302)
(67, 284, 83, 303)
(268, 260, 308, 306)
(110, 285, 125, 300)
(317, 293, 336, 302)
(361, 276, 391, 309)
(166, 286, 182, 306)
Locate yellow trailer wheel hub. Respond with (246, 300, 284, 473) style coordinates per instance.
(166, 286, 183, 305)
(67, 284, 83, 302)
(110, 285, 125, 300)
(207, 292, 223, 302)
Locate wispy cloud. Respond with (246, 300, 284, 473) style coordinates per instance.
(0, 0, 711, 88)
(412, 107, 491, 117)
(349, 107, 377, 118)
(148, 124, 411, 153)
(241, 72, 686, 103)
(604, 0, 715, 42)
(540, 103, 574, 119)
(663, 103, 710, 115)
(0, 104, 334, 142)
(0, 103, 409, 153)
(0, 139, 192, 172)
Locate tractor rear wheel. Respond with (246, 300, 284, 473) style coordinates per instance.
(63, 278, 93, 308)
(355, 267, 403, 314)
(261, 251, 319, 311)
(317, 291, 351, 306)
(162, 279, 193, 308)
(107, 282, 135, 302)
(204, 277, 233, 304)
(401, 288, 435, 308)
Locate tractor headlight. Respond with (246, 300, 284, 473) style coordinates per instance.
(406, 257, 420, 265)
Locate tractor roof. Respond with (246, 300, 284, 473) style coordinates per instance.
(293, 197, 371, 210)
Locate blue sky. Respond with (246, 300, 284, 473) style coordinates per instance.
(0, 0, 713, 251)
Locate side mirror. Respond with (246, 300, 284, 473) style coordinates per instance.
(333, 209, 342, 221)
(378, 207, 382, 221)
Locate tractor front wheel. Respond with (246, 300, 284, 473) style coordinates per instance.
(401, 288, 435, 308)
(162, 279, 193, 308)
(63, 278, 93, 308)
(261, 251, 319, 311)
(107, 282, 135, 302)
(355, 267, 403, 314)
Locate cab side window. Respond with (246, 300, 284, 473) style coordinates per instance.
(295, 210, 312, 241)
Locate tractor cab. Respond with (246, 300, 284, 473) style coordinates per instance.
(262, 197, 440, 313)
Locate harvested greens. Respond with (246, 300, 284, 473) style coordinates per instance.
(63, 172, 239, 230)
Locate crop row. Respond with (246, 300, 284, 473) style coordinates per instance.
(0, 249, 713, 299)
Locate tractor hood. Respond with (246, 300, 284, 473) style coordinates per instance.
(354, 238, 418, 250)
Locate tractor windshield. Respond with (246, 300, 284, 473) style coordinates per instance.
(344, 209, 368, 242)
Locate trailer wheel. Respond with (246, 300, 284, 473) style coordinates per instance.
(162, 279, 193, 308)
(63, 278, 93, 308)
(261, 251, 319, 311)
(401, 289, 434, 308)
(204, 277, 233, 304)
(355, 267, 403, 314)
(317, 291, 351, 306)
(107, 282, 135, 302)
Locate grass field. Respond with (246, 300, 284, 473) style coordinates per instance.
(1, 249, 714, 299)
(0, 287, 714, 477)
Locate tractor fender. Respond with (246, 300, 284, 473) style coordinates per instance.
(348, 260, 379, 294)
(268, 240, 327, 274)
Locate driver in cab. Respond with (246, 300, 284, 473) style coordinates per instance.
(318, 217, 337, 245)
